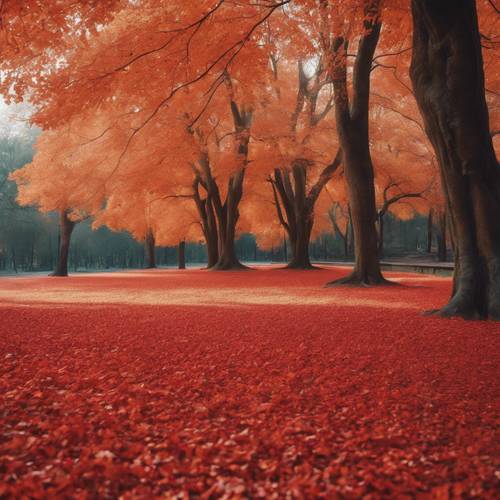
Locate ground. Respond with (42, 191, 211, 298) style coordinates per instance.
(0, 266, 499, 498)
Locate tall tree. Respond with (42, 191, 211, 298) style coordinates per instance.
(320, 0, 389, 285)
(410, 0, 500, 320)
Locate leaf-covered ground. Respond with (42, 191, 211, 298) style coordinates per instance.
(0, 266, 499, 498)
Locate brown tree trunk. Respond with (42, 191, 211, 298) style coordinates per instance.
(377, 212, 385, 259)
(178, 240, 186, 270)
(193, 180, 219, 269)
(411, 0, 500, 320)
(436, 211, 447, 262)
(211, 169, 247, 270)
(288, 215, 313, 269)
(144, 229, 156, 269)
(326, 8, 388, 286)
(210, 97, 252, 271)
(205, 198, 219, 268)
(288, 165, 315, 269)
(51, 210, 75, 277)
(426, 208, 434, 253)
(271, 167, 314, 270)
(272, 150, 342, 270)
(347, 206, 354, 257)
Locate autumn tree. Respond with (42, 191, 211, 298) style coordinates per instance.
(317, 0, 391, 285)
(410, 0, 500, 319)
(260, 58, 341, 269)
(0, 1, 123, 101)
(328, 201, 351, 258)
(187, 74, 255, 270)
(10, 128, 93, 276)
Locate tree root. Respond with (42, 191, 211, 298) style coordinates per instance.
(325, 271, 395, 287)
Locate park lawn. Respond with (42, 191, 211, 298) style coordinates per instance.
(0, 266, 499, 498)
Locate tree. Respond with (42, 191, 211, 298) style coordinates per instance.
(262, 59, 341, 269)
(328, 202, 351, 258)
(144, 229, 156, 269)
(0, 1, 123, 102)
(370, 105, 436, 257)
(410, 0, 500, 320)
(319, 0, 390, 285)
(10, 122, 107, 276)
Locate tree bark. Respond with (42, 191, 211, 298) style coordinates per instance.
(211, 169, 248, 270)
(192, 176, 219, 268)
(288, 215, 313, 269)
(436, 211, 447, 262)
(326, 7, 388, 286)
(210, 98, 252, 271)
(271, 166, 314, 269)
(205, 198, 219, 268)
(51, 210, 75, 277)
(271, 152, 341, 270)
(144, 229, 156, 269)
(178, 240, 186, 270)
(411, 0, 500, 320)
(347, 206, 354, 258)
(378, 212, 385, 259)
(426, 208, 434, 253)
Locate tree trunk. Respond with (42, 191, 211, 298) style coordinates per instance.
(437, 211, 447, 262)
(212, 170, 247, 270)
(192, 177, 219, 269)
(426, 208, 434, 253)
(29, 240, 35, 271)
(343, 229, 349, 258)
(144, 229, 156, 269)
(51, 210, 75, 277)
(178, 240, 186, 270)
(208, 97, 252, 271)
(337, 134, 386, 285)
(326, 9, 388, 286)
(287, 210, 314, 269)
(411, 0, 500, 320)
(271, 165, 318, 270)
(378, 212, 385, 259)
(205, 199, 219, 268)
(11, 247, 17, 274)
(347, 206, 354, 257)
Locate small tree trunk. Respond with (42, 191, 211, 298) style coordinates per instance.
(347, 207, 354, 257)
(29, 241, 35, 271)
(144, 229, 156, 269)
(205, 201, 219, 268)
(178, 240, 186, 270)
(11, 248, 17, 274)
(378, 212, 385, 259)
(437, 211, 447, 262)
(283, 235, 288, 262)
(411, 0, 500, 319)
(426, 208, 434, 253)
(51, 211, 75, 277)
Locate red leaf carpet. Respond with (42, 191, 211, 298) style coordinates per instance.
(1, 267, 499, 497)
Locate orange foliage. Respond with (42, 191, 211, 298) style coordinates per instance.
(6, 0, 499, 251)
